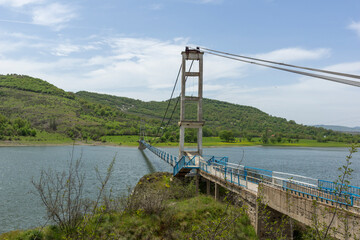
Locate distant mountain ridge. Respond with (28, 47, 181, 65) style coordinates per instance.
(314, 125, 360, 133)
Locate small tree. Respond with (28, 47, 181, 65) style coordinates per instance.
(49, 117, 57, 131)
(32, 149, 116, 236)
(261, 134, 269, 144)
(306, 144, 359, 239)
(219, 130, 235, 142)
(246, 135, 253, 142)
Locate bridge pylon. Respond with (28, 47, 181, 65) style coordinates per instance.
(179, 47, 204, 159)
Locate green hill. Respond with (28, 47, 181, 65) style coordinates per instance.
(76, 91, 359, 143)
(0, 75, 145, 141)
(0, 74, 358, 144)
(0, 74, 74, 99)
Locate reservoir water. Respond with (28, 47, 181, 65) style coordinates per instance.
(0, 145, 359, 233)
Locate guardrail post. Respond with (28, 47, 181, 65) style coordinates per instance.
(224, 165, 227, 181)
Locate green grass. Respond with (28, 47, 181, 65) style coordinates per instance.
(20, 131, 74, 144)
(139, 136, 350, 148)
(1, 133, 351, 148)
(0, 131, 74, 146)
(101, 135, 142, 146)
(265, 139, 350, 147)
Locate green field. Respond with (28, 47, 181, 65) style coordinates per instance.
(0, 133, 351, 148)
(0, 131, 74, 146)
(95, 135, 350, 148)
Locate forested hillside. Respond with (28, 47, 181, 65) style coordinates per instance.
(76, 91, 359, 143)
(0, 74, 146, 141)
(0, 74, 359, 144)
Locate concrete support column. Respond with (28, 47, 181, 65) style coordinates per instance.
(197, 127, 203, 156)
(206, 179, 211, 195)
(195, 173, 199, 195)
(179, 125, 185, 158)
(255, 199, 261, 236)
(215, 183, 219, 201)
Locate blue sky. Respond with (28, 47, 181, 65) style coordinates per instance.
(0, 0, 360, 127)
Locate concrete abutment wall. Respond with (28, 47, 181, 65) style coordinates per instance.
(261, 183, 360, 240)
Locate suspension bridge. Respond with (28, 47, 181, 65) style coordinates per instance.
(138, 47, 360, 239)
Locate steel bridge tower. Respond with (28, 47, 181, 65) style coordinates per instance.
(179, 47, 204, 159)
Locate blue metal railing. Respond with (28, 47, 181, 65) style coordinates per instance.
(187, 156, 197, 166)
(283, 180, 356, 206)
(204, 155, 228, 165)
(244, 166, 272, 184)
(317, 179, 360, 206)
(318, 180, 360, 197)
(140, 140, 177, 166)
(173, 156, 186, 176)
(173, 155, 200, 176)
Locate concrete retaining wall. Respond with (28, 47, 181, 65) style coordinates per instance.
(261, 183, 360, 239)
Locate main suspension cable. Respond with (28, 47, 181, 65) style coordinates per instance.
(204, 51, 360, 88)
(200, 47, 360, 80)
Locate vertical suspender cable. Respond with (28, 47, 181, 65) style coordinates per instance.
(156, 64, 182, 137)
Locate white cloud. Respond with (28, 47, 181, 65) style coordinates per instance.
(204, 54, 247, 81)
(51, 43, 99, 56)
(0, 0, 43, 7)
(83, 38, 186, 90)
(325, 61, 360, 74)
(255, 47, 331, 63)
(3, 31, 41, 40)
(52, 44, 81, 56)
(149, 3, 163, 10)
(0, 37, 46, 55)
(32, 3, 76, 29)
(348, 21, 360, 37)
(0, 41, 27, 54)
(208, 76, 360, 127)
(0, 1, 77, 30)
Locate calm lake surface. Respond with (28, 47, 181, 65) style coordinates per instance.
(0, 145, 359, 233)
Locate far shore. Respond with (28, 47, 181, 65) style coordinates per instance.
(0, 138, 352, 148)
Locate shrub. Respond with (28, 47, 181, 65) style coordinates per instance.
(31, 151, 116, 236)
(17, 229, 43, 240)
